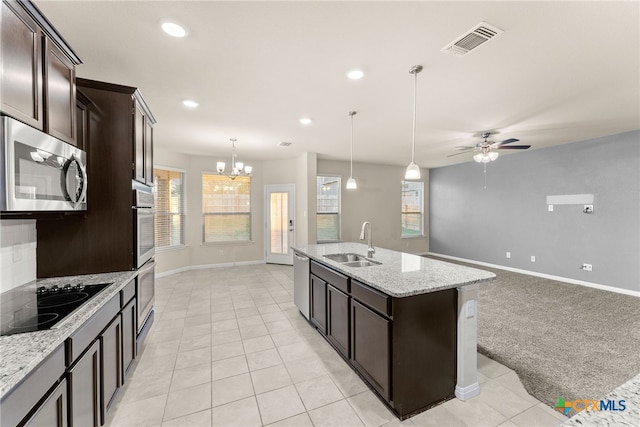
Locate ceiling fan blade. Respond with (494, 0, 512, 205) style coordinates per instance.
(447, 151, 474, 157)
(497, 138, 520, 146)
(497, 145, 531, 149)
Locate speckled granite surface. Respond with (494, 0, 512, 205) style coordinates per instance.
(0, 271, 137, 399)
(560, 373, 640, 426)
(293, 242, 495, 297)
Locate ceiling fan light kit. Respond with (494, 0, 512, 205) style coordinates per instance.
(405, 65, 423, 180)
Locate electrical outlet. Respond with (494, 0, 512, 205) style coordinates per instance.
(583, 205, 594, 214)
(506, 251, 511, 259)
(531, 255, 536, 262)
(466, 300, 476, 318)
(548, 205, 554, 212)
(582, 263, 593, 271)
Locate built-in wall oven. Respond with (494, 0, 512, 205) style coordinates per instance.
(133, 183, 155, 268)
(1, 116, 87, 212)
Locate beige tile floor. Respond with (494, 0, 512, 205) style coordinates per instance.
(105, 264, 569, 427)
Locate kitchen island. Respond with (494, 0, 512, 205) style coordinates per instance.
(293, 242, 495, 419)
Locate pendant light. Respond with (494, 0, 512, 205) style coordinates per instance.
(346, 111, 357, 190)
(405, 65, 423, 180)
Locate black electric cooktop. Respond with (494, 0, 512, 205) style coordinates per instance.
(0, 282, 112, 336)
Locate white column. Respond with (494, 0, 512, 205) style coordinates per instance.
(456, 283, 480, 400)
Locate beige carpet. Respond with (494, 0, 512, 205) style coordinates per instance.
(430, 256, 640, 412)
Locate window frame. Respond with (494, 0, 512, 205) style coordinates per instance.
(401, 180, 424, 238)
(316, 175, 342, 243)
(153, 166, 186, 251)
(202, 172, 252, 245)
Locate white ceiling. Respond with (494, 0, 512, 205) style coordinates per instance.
(36, 0, 639, 169)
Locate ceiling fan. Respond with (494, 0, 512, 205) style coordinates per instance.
(448, 132, 531, 163)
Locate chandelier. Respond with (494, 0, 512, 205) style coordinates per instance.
(216, 138, 252, 179)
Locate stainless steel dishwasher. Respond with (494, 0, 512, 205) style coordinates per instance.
(293, 252, 310, 320)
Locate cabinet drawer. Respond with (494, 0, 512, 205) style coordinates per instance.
(120, 279, 135, 307)
(66, 293, 120, 364)
(352, 280, 391, 317)
(311, 260, 349, 293)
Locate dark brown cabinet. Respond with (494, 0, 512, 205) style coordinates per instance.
(121, 297, 137, 379)
(1, 0, 42, 128)
(351, 299, 391, 400)
(310, 275, 327, 334)
(133, 101, 154, 185)
(327, 284, 350, 358)
(43, 37, 76, 144)
(101, 316, 122, 420)
(23, 379, 68, 427)
(38, 79, 156, 277)
(0, 0, 81, 145)
(69, 340, 100, 427)
(305, 260, 458, 419)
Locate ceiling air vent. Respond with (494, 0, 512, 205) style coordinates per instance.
(278, 141, 293, 147)
(441, 22, 503, 57)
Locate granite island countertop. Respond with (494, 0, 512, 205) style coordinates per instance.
(293, 242, 495, 297)
(0, 271, 137, 399)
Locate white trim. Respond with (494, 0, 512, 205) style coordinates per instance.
(154, 164, 187, 174)
(155, 260, 265, 278)
(429, 252, 640, 297)
(455, 382, 480, 400)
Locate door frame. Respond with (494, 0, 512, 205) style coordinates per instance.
(264, 184, 295, 265)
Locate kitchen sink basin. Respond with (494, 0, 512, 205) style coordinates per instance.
(323, 253, 382, 267)
(323, 253, 367, 263)
(342, 260, 382, 268)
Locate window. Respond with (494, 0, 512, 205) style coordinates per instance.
(317, 176, 341, 242)
(401, 181, 423, 237)
(202, 174, 251, 242)
(153, 167, 185, 248)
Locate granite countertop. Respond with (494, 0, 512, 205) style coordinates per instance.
(0, 271, 137, 399)
(560, 373, 640, 426)
(293, 242, 495, 297)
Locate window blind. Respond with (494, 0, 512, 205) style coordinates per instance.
(202, 174, 251, 242)
(153, 168, 185, 248)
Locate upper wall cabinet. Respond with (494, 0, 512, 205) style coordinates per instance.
(0, 0, 82, 145)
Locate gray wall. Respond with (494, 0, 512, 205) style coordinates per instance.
(429, 130, 640, 293)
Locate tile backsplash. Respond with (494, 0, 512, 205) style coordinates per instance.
(0, 220, 37, 293)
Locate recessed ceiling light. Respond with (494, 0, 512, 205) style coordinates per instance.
(299, 117, 312, 125)
(161, 21, 187, 38)
(183, 99, 199, 108)
(346, 69, 364, 80)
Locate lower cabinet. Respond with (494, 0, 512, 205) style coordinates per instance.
(327, 284, 350, 359)
(351, 299, 390, 400)
(69, 340, 101, 427)
(101, 315, 122, 420)
(23, 379, 68, 427)
(310, 275, 327, 334)
(121, 298, 137, 379)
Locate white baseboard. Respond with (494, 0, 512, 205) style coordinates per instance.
(428, 252, 640, 298)
(155, 260, 266, 278)
(455, 382, 480, 400)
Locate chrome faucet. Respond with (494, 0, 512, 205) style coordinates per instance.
(359, 221, 375, 258)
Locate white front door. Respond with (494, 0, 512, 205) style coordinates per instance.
(265, 184, 295, 265)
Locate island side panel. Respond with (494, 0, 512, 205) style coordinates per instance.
(390, 288, 458, 417)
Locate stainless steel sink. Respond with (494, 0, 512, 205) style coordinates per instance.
(323, 253, 367, 263)
(323, 253, 381, 267)
(342, 259, 382, 268)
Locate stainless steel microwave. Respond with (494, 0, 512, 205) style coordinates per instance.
(1, 116, 87, 212)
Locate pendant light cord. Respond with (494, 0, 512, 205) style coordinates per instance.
(350, 112, 354, 177)
(412, 70, 417, 163)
